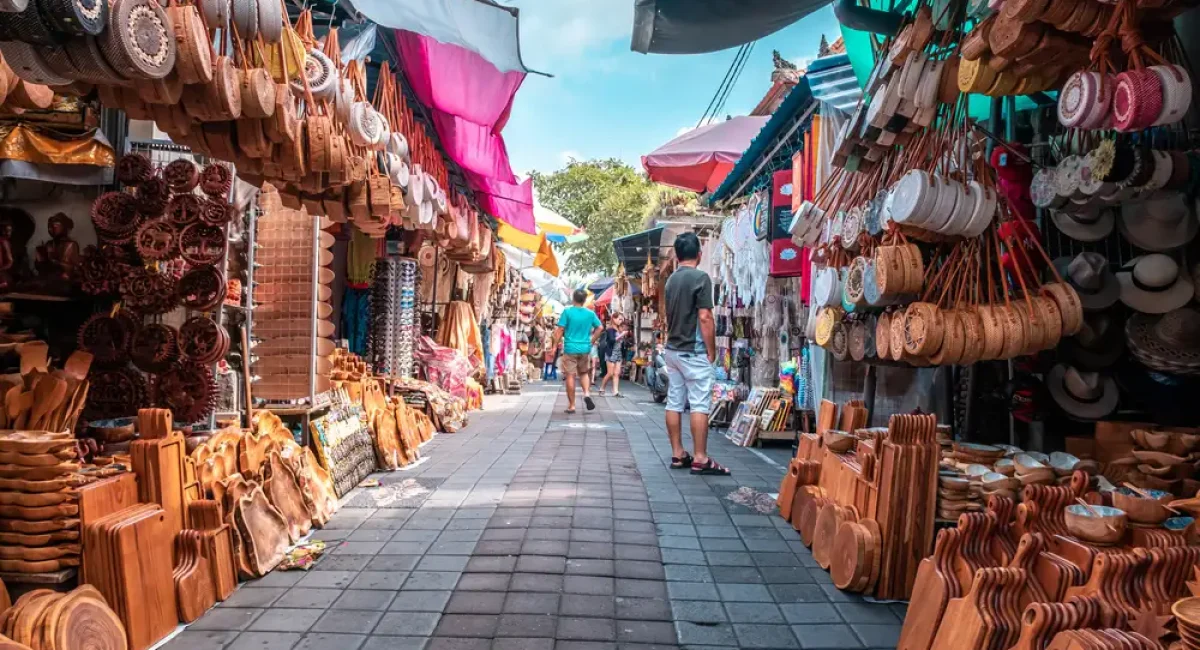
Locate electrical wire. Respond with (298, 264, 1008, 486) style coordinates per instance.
(712, 40, 756, 121)
(696, 43, 749, 129)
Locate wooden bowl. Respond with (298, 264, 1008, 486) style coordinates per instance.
(981, 472, 1021, 491)
(1172, 433, 1200, 455)
(940, 475, 970, 491)
(993, 458, 1016, 476)
(1132, 450, 1188, 467)
(1134, 429, 1172, 451)
(963, 464, 991, 479)
(1014, 453, 1048, 475)
(1136, 474, 1180, 494)
(1064, 504, 1127, 545)
(1111, 487, 1173, 525)
(823, 430, 856, 453)
(89, 417, 136, 444)
(1049, 452, 1080, 476)
(981, 487, 1018, 502)
(1173, 597, 1200, 628)
(1138, 463, 1175, 478)
(1018, 467, 1057, 485)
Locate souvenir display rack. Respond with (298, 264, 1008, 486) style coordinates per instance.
(367, 257, 418, 379)
(308, 393, 377, 497)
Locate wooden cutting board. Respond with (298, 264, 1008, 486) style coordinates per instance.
(232, 486, 289, 577)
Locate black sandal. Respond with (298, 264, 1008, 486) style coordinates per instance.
(691, 458, 732, 476)
(670, 453, 693, 469)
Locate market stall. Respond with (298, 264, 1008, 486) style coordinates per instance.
(0, 0, 529, 644)
(753, 0, 1200, 645)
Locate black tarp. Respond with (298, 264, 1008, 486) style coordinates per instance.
(631, 0, 828, 54)
(613, 227, 664, 275)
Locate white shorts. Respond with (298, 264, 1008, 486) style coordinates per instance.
(664, 349, 714, 414)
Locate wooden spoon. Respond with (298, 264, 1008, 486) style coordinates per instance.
(62, 351, 92, 382)
(10, 392, 34, 430)
(18, 342, 48, 377)
(28, 376, 66, 431)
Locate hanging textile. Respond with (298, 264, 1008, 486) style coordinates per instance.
(437, 300, 485, 371)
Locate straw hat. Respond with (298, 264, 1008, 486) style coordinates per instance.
(1047, 364, 1119, 419)
(1050, 207, 1114, 242)
(1061, 310, 1125, 370)
(1053, 253, 1119, 311)
(1117, 255, 1194, 314)
(1119, 193, 1197, 252)
(1126, 307, 1200, 376)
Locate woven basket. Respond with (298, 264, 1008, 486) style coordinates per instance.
(236, 118, 270, 158)
(997, 305, 1027, 359)
(169, 3, 211, 85)
(899, 243, 925, 293)
(903, 302, 945, 356)
(1042, 282, 1084, 335)
(876, 312, 892, 358)
(306, 115, 332, 172)
(814, 307, 837, 347)
(848, 320, 867, 361)
(830, 322, 849, 360)
(958, 309, 985, 364)
(240, 67, 276, 118)
(890, 307, 907, 361)
(929, 311, 965, 365)
(1034, 296, 1064, 350)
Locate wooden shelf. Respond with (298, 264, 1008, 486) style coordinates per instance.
(0, 292, 81, 302)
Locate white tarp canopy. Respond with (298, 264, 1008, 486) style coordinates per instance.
(498, 243, 572, 305)
(349, 0, 529, 73)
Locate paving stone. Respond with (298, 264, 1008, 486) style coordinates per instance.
(349, 571, 408, 591)
(666, 582, 720, 601)
(222, 587, 287, 608)
(418, 556, 471, 572)
(697, 526, 740, 539)
(383, 541, 434, 555)
(515, 555, 566, 574)
(614, 579, 667, 600)
(671, 600, 726, 623)
(716, 583, 773, 603)
(347, 529, 395, 542)
(495, 614, 557, 637)
(614, 597, 671, 621)
(563, 575, 615, 596)
(275, 589, 342, 609)
(316, 556, 372, 572)
(561, 594, 615, 618)
(566, 559, 615, 576)
(836, 602, 902, 624)
(247, 572, 304, 588)
(189, 608, 264, 631)
(492, 638, 554, 650)
(465, 555, 517, 573)
(503, 593, 560, 615)
(473, 541, 522, 556)
(509, 572, 564, 593)
(249, 609, 316, 633)
(480, 529, 525, 542)
(664, 564, 712, 583)
(428, 542, 480, 556)
(557, 617, 616, 641)
(389, 591, 452, 613)
(770, 584, 830, 603)
(456, 573, 511, 591)
(554, 642, 617, 650)
(780, 603, 842, 625)
(365, 555, 420, 572)
(675, 621, 736, 646)
(657, 535, 700, 550)
(735, 623, 800, 648)
(161, 630, 240, 649)
(793, 623, 864, 649)
(852, 624, 902, 648)
(434, 614, 499, 638)
(404, 572, 463, 591)
(361, 637, 430, 650)
(525, 529, 570, 541)
(614, 532, 658, 546)
(227, 632, 303, 650)
(522, 539, 569, 556)
(660, 548, 706, 566)
(724, 602, 785, 624)
(615, 561, 665, 581)
(445, 592, 506, 615)
(311, 610, 383, 634)
(374, 612, 442, 636)
(332, 590, 394, 611)
(571, 529, 615, 543)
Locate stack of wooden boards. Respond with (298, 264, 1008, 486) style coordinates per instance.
(0, 432, 83, 575)
(898, 486, 1200, 650)
(190, 413, 338, 579)
(0, 585, 126, 649)
(778, 407, 940, 600)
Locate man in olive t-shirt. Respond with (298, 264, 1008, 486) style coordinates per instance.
(662, 232, 729, 476)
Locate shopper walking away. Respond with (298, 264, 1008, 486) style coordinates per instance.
(555, 290, 601, 413)
(662, 232, 729, 475)
(598, 313, 628, 397)
(542, 340, 559, 381)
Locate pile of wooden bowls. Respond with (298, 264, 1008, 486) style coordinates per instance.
(1014, 453, 1058, 486)
(1174, 597, 1200, 649)
(938, 472, 983, 520)
(1064, 503, 1127, 545)
(1111, 487, 1174, 525)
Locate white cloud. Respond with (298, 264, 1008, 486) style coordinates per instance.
(501, 0, 633, 69)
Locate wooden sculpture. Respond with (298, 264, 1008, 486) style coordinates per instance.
(231, 486, 289, 577)
(262, 451, 312, 542)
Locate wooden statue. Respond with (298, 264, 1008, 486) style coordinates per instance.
(33, 214, 80, 289)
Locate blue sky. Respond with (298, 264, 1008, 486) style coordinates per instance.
(497, 1, 842, 176)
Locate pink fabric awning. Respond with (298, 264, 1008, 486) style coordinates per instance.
(473, 175, 536, 235)
(642, 116, 770, 193)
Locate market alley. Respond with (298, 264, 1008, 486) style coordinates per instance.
(163, 383, 903, 650)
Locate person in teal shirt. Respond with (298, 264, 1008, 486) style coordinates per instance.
(554, 289, 602, 413)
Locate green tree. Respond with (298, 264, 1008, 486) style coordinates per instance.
(530, 158, 653, 275)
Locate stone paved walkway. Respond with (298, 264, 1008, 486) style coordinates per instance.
(164, 381, 904, 650)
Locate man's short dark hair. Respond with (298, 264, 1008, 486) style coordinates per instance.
(675, 232, 701, 261)
(573, 289, 587, 304)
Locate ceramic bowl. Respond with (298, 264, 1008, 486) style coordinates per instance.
(1064, 504, 1127, 545)
(1164, 516, 1195, 531)
(981, 472, 1021, 491)
(963, 464, 991, 479)
(993, 458, 1016, 476)
(1112, 487, 1173, 524)
(1014, 453, 1048, 475)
